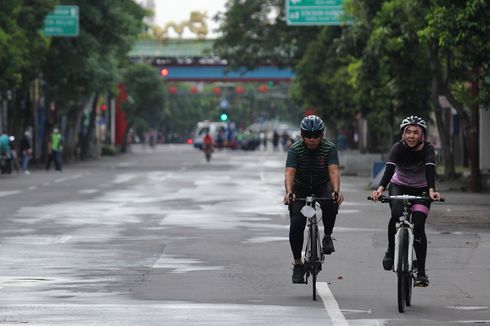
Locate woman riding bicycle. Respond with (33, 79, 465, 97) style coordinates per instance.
(370, 115, 442, 287)
(283, 115, 344, 284)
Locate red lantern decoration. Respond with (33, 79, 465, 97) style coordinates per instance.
(212, 87, 221, 96)
(258, 84, 269, 93)
(191, 86, 198, 94)
(168, 85, 177, 94)
(160, 68, 169, 77)
(235, 85, 245, 94)
(304, 107, 317, 116)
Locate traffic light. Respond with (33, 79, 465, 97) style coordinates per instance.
(101, 103, 107, 111)
(219, 113, 228, 121)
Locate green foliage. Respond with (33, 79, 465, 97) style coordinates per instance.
(43, 0, 147, 108)
(101, 144, 117, 156)
(0, 1, 55, 90)
(339, 0, 433, 150)
(292, 27, 357, 132)
(214, 0, 320, 69)
(122, 63, 167, 133)
(420, 0, 490, 106)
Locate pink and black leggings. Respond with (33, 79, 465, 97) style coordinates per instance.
(387, 183, 431, 272)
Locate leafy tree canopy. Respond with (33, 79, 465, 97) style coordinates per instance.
(0, 0, 56, 91)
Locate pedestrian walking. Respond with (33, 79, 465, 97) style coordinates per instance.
(272, 130, 279, 151)
(46, 127, 63, 172)
(20, 130, 32, 175)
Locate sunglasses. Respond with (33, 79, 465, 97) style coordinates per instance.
(302, 131, 323, 139)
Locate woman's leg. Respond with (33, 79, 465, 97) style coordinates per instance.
(412, 211, 428, 272)
(387, 184, 404, 255)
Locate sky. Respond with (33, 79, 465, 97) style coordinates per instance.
(151, 0, 228, 38)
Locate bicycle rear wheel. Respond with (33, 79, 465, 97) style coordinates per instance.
(397, 228, 409, 313)
(310, 225, 318, 301)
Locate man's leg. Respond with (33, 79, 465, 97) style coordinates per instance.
(46, 153, 52, 170)
(54, 151, 61, 171)
(322, 201, 337, 254)
(289, 201, 307, 283)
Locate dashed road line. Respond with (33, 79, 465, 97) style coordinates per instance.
(0, 190, 21, 198)
(317, 281, 349, 326)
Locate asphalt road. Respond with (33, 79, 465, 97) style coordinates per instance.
(0, 144, 488, 325)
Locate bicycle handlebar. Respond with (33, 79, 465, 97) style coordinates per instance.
(367, 194, 445, 203)
(294, 197, 335, 201)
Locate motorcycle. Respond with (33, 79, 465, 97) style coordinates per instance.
(0, 152, 12, 174)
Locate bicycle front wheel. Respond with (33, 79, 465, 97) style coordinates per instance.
(310, 225, 318, 301)
(397, 228, 409, 313)
(398, 272, 407, 313)
(406, 271, 413, 306)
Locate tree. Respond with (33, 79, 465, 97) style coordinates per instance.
(291, 27, 357, 137)
(420, 0, 490, 191)
(43, 0, 147, 159)
(0, 1, 56, 148)
(0, 1, 55, 91)
(214, 0, 320, 69)
(121, 63, 167, 147)
(341, 0, 432, 151)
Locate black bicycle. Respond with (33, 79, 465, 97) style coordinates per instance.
(368, 194, 444, 312)
(294, 195, 335, 301)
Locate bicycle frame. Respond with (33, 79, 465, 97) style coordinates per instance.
(302, 196, 324, 267)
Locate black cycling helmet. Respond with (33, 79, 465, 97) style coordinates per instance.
(300, 115, 325, 133)
(400, 115, 427, 133)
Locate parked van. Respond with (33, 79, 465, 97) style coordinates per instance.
(192, 121, 228, 149)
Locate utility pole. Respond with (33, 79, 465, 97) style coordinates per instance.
(470, 76, 481, 192)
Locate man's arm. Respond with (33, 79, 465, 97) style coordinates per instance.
(283, 167, 296, 205)
(328, 164, 344, 205)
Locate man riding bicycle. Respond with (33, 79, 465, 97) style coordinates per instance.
(370, 115, 441, 287)
(283, 115, 344, 284)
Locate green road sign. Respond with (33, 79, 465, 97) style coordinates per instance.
(286, 0, 351, 26)
(43, 5, 79, 37)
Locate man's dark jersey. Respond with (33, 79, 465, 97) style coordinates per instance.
(286, 139, 339, 191)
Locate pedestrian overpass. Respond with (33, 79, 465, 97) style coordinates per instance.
(128, 39, 294, 82)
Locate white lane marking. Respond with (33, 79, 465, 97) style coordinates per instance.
(113, 174, 138, 184)
(337, 209, 361, 214)
(0, 302, 344, 325)
(0, 190, 21, 198)
(54, 173, 83, 183)
(446, 306, 488, 311)
(152, 255, 225, 273)
(317, 282, 349, 326)
(242, 236, 288, 244)
(78, 189, 99, 194)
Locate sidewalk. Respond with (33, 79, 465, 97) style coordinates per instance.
(428, 179, 490, 228)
